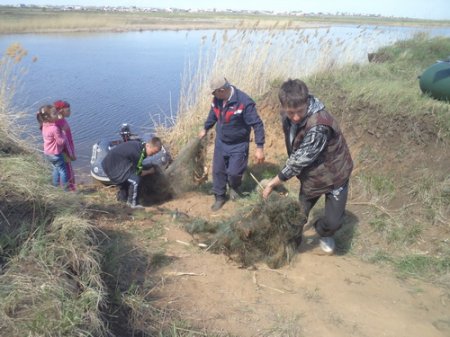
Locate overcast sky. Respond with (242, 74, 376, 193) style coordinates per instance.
(0, 0, 449, 20)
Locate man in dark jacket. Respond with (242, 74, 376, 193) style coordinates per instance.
(101, 137, 162, 208)
(262, 79, 353, 254)
(199, 77, 265, 211)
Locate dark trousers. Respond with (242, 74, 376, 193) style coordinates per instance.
(299, 181, 349, 237)
(212, 141, 249, 197)
(117, 182, 129, 202)
(126, 173, 141, 205)
(117, 174, 141, 205)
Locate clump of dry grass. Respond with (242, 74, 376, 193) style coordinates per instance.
(0, 154, 109, 336)
(0, 43, 31, 154)
(0, 215, 107, 337)
(122, 292, 166, 335)
(0, 154, 80, 223)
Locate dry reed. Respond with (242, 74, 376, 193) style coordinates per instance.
(156, 24, 416, 152)
(0, 43, 31, 153)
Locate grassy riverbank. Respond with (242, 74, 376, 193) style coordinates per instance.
(1, 33, 449, 336)
(1, 5, 449, 34)
(163, 32, 450, 279)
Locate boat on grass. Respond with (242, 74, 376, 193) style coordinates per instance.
(90, 123, 171, 184)
(419, 59, 450, 101)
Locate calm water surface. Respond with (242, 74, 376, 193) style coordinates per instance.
(0, 26, 449, 182)
(1, 30, 203, 181)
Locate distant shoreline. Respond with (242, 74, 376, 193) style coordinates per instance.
(1, 6, 449, 35)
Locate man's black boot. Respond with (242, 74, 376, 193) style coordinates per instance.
(229, 187, 242, 201)
(211, 195, 226, 211)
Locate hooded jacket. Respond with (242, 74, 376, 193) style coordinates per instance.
(278, 96, 353, 198)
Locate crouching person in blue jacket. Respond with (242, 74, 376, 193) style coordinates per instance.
(199, 77, 266, 211)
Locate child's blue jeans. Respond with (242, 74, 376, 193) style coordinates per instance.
(46, 153, 69, 189)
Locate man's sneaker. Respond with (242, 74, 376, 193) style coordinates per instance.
(319, 236, 335, 254)
(229, 187, 242, 201)
(211, 196, 226, 211)
(127, 202, 145, 209)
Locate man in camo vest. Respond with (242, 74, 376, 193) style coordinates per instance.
(262, 79, 353, 254)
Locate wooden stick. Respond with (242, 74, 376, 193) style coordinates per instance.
(164, 272, 206, 277)
(85, 208, 110, 214)
(252, 271, 286, 293)
(205, 239, 218, 252)
(176, 240, 191, 246)
(349, 201, 394, 219)
(249, 171, 264, 190)
(258, 283, 286, 294)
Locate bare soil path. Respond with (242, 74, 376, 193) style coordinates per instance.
(92, 93, 450, 337)
(126, 192, 450, 337)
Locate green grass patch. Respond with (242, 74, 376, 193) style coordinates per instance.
(358, 173, 396, 198)
(387, 223, 423, 245)
(395, 255, 450, 278)
(368, 250, 394, 264)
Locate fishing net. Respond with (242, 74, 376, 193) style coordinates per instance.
(184, 194, 307, 269)
(139, 137, 207, 204)
(165, 137, 207, 194)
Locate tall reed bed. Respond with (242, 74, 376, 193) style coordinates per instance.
(0, 43, 30, 152)
(157, 24, 420, 150)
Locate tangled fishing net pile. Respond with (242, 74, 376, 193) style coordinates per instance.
(139, 138, 207, 204)
(184, 194, 307, 269)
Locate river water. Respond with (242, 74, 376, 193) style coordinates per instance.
(1, 25, 449, 182)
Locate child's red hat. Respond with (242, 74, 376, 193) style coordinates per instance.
(54, 100, 70, 110)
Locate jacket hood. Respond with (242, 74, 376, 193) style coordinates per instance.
(306, 95, 325, 116)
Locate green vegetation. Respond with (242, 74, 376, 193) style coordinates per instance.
(1, 28, 450, 337)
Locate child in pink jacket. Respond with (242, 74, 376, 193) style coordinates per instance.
(37, 105, 71, 190)
(54, 100, 76, 191)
